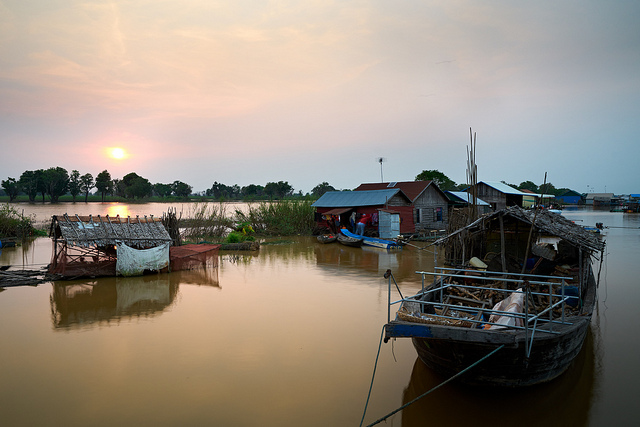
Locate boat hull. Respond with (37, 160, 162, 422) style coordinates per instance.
(339, 229, 400, 249)
(384, 267, 598, 387)
(337, 234, 363, 247)
(404, 317, 590, 387)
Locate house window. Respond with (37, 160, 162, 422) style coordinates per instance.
(416, 208, 421, 224)
(433, 207, 443, 222)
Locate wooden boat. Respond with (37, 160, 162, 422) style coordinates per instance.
(337, 232, 363, 247)
(317, 234, 337, 244)
(340, 228, 401, 249)
(383, 207, 605, 387)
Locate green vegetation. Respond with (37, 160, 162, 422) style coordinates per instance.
(234, 200, 316, 236)
(0, 204, 43, 238)
(415, 169, 460, 191)
(179, 200, 315, 242)
(224, 222, 255, 244)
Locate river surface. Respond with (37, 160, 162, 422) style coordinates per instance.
(1, 203, 638, 426)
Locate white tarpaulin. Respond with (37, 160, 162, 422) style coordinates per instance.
(116, 241, 170, 276)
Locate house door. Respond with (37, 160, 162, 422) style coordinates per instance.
(378, 211, 401, 239)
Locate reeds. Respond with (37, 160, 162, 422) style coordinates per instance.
(181, 202, 234, 242)
(234, 200, 315, 236)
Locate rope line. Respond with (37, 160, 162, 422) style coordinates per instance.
(359, 325, 386, 427)
(365, 344, 505, 427)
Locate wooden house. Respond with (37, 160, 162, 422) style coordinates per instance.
(445, 191, 492, 215)
(466, 181, 530, 211)
(585, 193, 614, 206)
(311, 189, 414, 236)
(354, 181, 449, 233)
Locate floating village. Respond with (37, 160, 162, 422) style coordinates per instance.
(0, 177, 627, 423)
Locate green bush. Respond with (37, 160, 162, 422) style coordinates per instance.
(0, 204, 39, 238)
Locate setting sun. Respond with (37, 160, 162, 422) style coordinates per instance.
(107, 147, 128, 160)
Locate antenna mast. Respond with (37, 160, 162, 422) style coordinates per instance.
(377, 157, 387, 182)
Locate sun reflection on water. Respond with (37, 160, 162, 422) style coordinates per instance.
(105, 204, 131, 218)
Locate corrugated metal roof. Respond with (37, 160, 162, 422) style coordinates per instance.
(481, 181, 531, 196)
(354, 181, 436, 202)
(312, 189, 403, 207)
(447, 191, 490, 206)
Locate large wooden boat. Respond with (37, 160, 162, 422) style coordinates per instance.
(383, 207, 605, 387)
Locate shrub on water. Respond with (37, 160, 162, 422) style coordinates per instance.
(224, 231, 242, 244)
(0, 204, 39, 238)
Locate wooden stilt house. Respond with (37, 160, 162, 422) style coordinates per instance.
(48, 214, 220, 278)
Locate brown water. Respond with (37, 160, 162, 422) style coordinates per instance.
(1, 204, 638, 426)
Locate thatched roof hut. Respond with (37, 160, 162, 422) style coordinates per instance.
(49, 214, 172, 249)
(434, 206, 605, 272)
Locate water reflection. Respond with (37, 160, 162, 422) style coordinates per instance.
(104, 203, 132, 218)
(399, 310, 604, 427)
(49, 265, 221, 330)
(313, 240, 439, 284)
(50, 275, 179, 329)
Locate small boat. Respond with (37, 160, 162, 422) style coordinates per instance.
(339, 228, 402, 249)
(383, 207, 605, 387)
(337, 233, 363, 247)
(0, 239, 17, 248)
(317, 234, 337, 244)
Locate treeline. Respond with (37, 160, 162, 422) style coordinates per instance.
(1, 165, 575, 204)
(0, 168, 193, 203)
(0, 166, 342, 203)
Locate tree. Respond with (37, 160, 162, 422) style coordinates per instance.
(311, 182, 336, 198)
(1, 178, 19, 202)
(95, 170, 113, 202)
(207, 181, 237, 200)
(121, 172, 152, 199)
(264, 181, 293, 199)
(171, 181, 192, 199)
(68, 170, 81, 202)
(18, 170, 40, 202)
(415, 170, 457, 190)
(35, 169, 47, 202)
(241, 184, 264, 199)
(42, 167, 69, 203)
(519, 181, 538, 193)
(80, 173, 94, 202)
(154, 183, 173, 198)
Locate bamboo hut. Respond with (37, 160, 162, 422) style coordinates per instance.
(435, 206, 605, 292)
(48, 214, 220, 278)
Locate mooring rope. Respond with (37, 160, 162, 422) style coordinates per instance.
(364, 344, 505, 427)
(359, 325, 386, 427)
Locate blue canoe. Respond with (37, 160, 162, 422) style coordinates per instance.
(339, 229, 402, 249)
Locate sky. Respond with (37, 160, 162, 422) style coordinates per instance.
(1, 1, 639, 195)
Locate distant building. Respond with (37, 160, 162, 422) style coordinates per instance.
(585, 193, 614, 206)
(555, 189, 585, 205)
(444, 191, 492, 215)
(466, 181, 530, 211)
